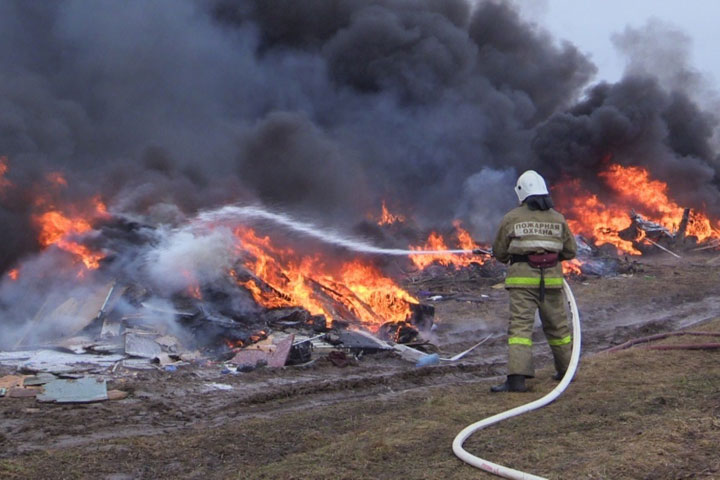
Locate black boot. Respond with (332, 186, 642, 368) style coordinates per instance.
(490, 375, 528, 393)
(552, 371, 565, 381)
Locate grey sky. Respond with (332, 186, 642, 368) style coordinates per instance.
(517, 0, 719, 86)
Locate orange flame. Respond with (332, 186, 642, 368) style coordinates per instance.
(34, 197, 108, 270)
(601, 164, 719, 242)
(409, 221, 487, 269)
(454, 220, 476, 250)
(377, 200, 406, 226)
(555, 164, 720, 254)
(36, 210, 105, 269)
(235, 227, 328, 316)
(336, 260, 418, 327)
(555, 178, 640, 254)
(562, 259, 583, 276)
(37, 211, 93, 247)
(0, 156, 11, 193)
(93, 197, 109, 217)
(233, 226, 418, 330)
(46, 172, 68, 187)
(410, 231, 450, 269)
(181, 270, 203, 299)
(188, 285, 202, 299)
(7, 268, 19, 281)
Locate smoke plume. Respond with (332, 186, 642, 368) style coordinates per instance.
(2, 0, 720, 343)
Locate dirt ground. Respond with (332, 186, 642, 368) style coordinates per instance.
(1, 252, 719, 479)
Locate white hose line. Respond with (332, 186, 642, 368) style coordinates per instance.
(452, 279, 581, 480)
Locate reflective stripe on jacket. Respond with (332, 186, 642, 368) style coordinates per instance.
(492, 204, 577, 289)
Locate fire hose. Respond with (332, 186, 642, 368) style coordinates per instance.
(452, 279, 581, 480)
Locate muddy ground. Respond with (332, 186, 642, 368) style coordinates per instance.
(1, 252, 719, 479)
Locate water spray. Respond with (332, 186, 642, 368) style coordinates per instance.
(196, 205, 492, 257)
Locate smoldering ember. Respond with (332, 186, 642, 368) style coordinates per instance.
(1, 1, 720, 479)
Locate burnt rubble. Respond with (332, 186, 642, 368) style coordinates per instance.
(620, 207, 719, 256)
(0, 264, 437, 382)
(563, 205, 720, 278)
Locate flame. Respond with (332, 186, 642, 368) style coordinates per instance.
(377, 200, 406, 226)
(7, 268, 19, 281)
(601, 164, 719, 242)
(93, 197, 109, 217)
(188, 285, 202, 299)
(554, 178, 640, 254)
(233, 226, 418, 330)
(46, 172, 68, 187)
(562, 259, 583, 276)
(235, 227, 328, 317)
(36, 211, 104, 270)
(181, 270, 203, 299)
(34, 198, 108, 270)
(336, 260, 418, 327)
(37, 211, 93, 247)
(0, 156, 11, 193)
(409, 231, 449, 269)
(409, 221, 487, 269)
(555, 164, 720, 254)
(454, 219, 476, 250)
(224, 331, 267, 350)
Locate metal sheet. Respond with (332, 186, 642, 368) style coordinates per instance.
(269, 334, 293, 367)
(37, 377, 108, 403)
(0, 350, 125, 373)
(124, 333, 162, 358)
(121, 358, 155, 370)
(230, 334, 294, 368)
(336, 330, 390, 352)
(23, 372, 57, 386)
(229, 349, 271, 368)
(28, 282, 116, 340)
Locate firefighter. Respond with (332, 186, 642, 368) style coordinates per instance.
(490, 170, 577, 393)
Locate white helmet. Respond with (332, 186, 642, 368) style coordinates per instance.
(515, 170, 548, 203)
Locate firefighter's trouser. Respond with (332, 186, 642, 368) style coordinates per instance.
(507, 287, 572, 377)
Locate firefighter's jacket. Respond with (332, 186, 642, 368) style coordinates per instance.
(492, 204, 577, 289)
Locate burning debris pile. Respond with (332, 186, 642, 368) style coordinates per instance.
(554, 163, 720, 276)
(2, 0, 720, 405)
(1, 187, 497, 382)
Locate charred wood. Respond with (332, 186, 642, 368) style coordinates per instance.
(305, 278, 368, 326)
(676, 208, 690, 242)
(408, 303, 434, 331)
(377, 321, 418, 343)
(308, 278, 386, 326)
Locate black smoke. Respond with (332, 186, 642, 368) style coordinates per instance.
(533, 21, 720, 216)
(1, 0, 719, 278)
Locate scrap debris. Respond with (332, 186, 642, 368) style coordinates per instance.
(605, 330, 720, 353)
(124, 332, 163, 359)
(0, 268, 471, 407)
(643, 237, 681, 258)
(622, 208, 718, 256)
(37, 377, 108, 403)
(229, 334, 295, 369)
(0, 372, 128, 403)
(394, 335, 492, 366)
(0, 374, 25, 390)
(203, 383, 233, 392)
(0, 350, 125, 374)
